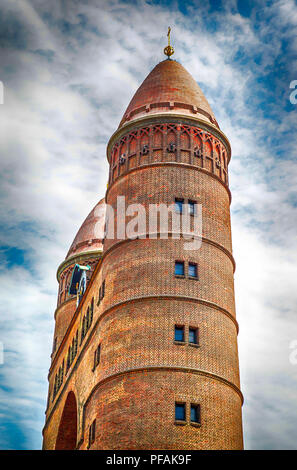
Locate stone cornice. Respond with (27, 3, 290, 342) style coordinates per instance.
(119, 100, 220, 129)
(56, 250, 102, 282)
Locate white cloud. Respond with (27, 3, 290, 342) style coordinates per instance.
(0, 0, 296, 449)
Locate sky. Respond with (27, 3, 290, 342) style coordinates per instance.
(0, 0, 296, 450)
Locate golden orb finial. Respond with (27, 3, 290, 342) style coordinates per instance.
(164, 26, 174, 58)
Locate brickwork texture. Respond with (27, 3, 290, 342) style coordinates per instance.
(42, 58, 243, 450)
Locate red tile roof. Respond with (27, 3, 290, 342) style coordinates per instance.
(66, 198, 105, 259)
(119, 59, 218, 129)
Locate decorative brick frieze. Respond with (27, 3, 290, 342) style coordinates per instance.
(108, 123, 229, 188)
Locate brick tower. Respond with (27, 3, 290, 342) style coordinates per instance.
(43, 50, 243, 449)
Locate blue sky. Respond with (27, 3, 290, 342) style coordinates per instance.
(0, 0, 297, 450)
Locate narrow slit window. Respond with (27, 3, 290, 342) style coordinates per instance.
(88, 419, 96, 448)
(94, 344, 101, 370)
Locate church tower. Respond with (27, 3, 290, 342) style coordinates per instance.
(43, 35, 243, 450)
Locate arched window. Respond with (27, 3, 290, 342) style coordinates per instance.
(55, 392, 77, 450)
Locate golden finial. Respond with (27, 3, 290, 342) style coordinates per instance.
(164, 26, 174, 59)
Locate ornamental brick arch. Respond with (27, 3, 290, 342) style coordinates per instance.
(204, 138, 213, 173)
(213, 143, 222, 178)
(55, 391, 78, 450)
(165, 127, 177, 162)
(119, 139, 128, 176)
(180, 126, 191, 164)
(139, 128, 150, 165)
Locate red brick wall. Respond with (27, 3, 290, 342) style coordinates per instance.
(52, 298, 76, 358)
(82, 371, 243, 450)
(105, 164, 232, 253)
(43, 116, 243, 450)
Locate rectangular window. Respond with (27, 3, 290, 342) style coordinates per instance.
(189, 327, 198, 345)
(190, 404, 201, 424)
(175, 261, 184, 276)
(174, 325, 185, 342)
(188, 262, 198, 278)
(175, 403, 186, 421)
(188, 200, 196, 216)
(175, 198, 184, 213)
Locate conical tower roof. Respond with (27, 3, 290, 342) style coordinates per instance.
(66, 198, 105, 259)
(119, 59, 219, 129)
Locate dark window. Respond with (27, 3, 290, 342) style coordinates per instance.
(53, 361, 64, 401)
(175, 198, 184, 213)
(94, 344, 101, 370)
(86, 307, 90, 329)
(88, 419, 96, 448)
(98, 280, 105, 306)
(175, 325, 185, 342)
(175, 261, 184, 276)
(81, 316, 86, 343)
(175, 403, 186, 421)
(190, 404, 201, 424)
(188, 200, 196, 215)
(81, 299, 94, 343)
(74, 330, 78, 356)
(90, 298, 94, 323)
(189, 327, 198, 345)
(188, 262, 198, 278)
(66, 346, 71, 372)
